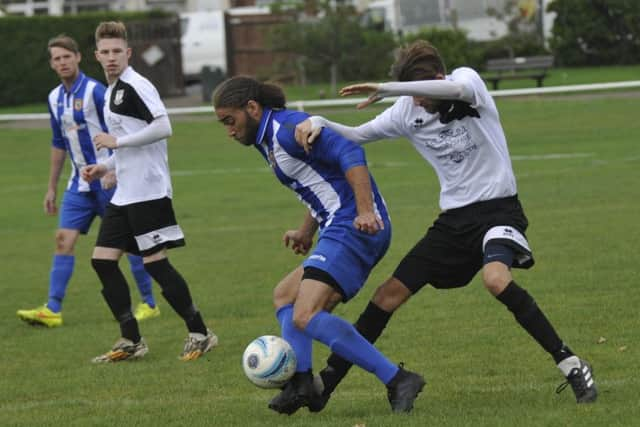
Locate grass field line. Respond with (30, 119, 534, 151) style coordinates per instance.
(170, 153, 595, 177)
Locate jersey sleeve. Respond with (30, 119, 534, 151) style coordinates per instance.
(365, 99, 412, 140)
(92, 82, 108, 132)
(132, 76, 168, 120)
(450, 67, 491, 109)
(277, 113, 367, 173)
(315, 127, 367, 173)
(47, 99, 65, 150)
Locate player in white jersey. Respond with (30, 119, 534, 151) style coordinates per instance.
(81, 21, 217, 363)
(295, 40, 597, 407)
(17, 35, 158, 329)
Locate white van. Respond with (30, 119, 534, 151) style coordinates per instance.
(180, 11, 226, 83)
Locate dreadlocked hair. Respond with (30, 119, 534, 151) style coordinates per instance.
(390, 40, 446, 82)
(213, 76, 286, 110)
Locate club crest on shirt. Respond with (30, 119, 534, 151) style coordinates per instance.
(114, 89, 125, 106)
(74, 98, 83, 111)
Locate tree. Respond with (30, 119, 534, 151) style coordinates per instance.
(268, 0, 396, 93)
(548, 0, 640, 66)
(486, 0, 547, 59)
(402, 27, 485, 71)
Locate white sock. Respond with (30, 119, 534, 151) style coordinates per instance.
(557, 355, 581, 377)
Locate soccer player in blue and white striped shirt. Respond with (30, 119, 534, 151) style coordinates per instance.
(17, 35, 158, 328)
(214, 76, 425, 414)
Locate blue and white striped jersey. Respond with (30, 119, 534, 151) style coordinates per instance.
(47, 72, 110, 193)
(255, 108, 389, 230)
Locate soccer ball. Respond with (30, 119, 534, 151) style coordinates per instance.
(242, 335, 297, 389)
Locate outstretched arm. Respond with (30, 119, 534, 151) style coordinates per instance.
(295, 116, 383, 153)
(341, 79, 474, 108)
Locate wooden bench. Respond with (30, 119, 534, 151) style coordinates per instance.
(484, 55, 554, 90)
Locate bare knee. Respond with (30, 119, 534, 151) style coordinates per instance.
(371, 277, 411, 312)
(482, 263, 512, 296)
(54, 230, 76, 254)
(292, 308, 314, 330)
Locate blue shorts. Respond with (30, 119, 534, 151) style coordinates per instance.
(59, 188, 115, 234)
(303, 220, 392, 301)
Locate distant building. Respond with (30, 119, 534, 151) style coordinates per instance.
(358, 0, 555, 41)
(2, 0, 229, 15)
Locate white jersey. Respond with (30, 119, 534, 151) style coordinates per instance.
(361, 67, 516, 210)
(103, 66, 172, 206)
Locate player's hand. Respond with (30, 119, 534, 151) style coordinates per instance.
(353, 212, 384, 234)
(295, 119, 322, 154)
(100, 170, 117, 190)
(43, 189, 57, 216)
(339, 83, 383, 109)
(93, 133, 118, 150)
(81, 164, 107, 183)
(282, 229, 313, 255)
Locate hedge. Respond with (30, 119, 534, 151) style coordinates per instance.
(0, 11, 170, 107)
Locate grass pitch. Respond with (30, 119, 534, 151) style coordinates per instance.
(1, 94, 638, 426)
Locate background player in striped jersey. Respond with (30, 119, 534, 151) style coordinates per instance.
(17, 35, 158, 328)
(213, 76, 425, 414)
(295, 40, 597, 407)
(82, 22, 216, 363)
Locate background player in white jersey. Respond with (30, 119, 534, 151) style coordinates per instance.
(213, 76, 424, 414)
(17, 35, 158, 328)
(81, 22, 216, 362)
(295, 40, 597, 407)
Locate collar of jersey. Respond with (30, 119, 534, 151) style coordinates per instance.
(65, 71, 86, 95)
(255, 107, 273, 146)
(110, 66, 134, 86)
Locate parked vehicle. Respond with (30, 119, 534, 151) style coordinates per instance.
(180, 11, 226, 83)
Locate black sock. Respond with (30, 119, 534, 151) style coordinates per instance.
(322, 301, 393, 394)
(120, 317, 142, 343)
(92, 259, 140, 342)
(551, 344, 575, 364)
(496, 281, 564, 358)
(144, 258, 207, 335)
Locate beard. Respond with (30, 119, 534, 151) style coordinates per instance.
(239, 110, 260, 146)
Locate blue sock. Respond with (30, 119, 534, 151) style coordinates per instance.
(127, 254, 155, 307)
(47, 255, 74, 313)
(276, 304, 312, 372)
(305, 310, 399, 384)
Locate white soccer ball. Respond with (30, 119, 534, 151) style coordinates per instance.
(242, 335, 297, 389)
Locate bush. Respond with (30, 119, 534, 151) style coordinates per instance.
(401, 27, 485, 71)
(0, 11, 170, 107)
(548, 0, 640, 66)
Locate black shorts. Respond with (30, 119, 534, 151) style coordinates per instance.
(96, 197, 186, 257)
(393, 195, 533, 292)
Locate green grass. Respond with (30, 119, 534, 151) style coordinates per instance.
(1, 94, 639, 426)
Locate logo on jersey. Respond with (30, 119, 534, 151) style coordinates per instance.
(309, 254, 326, 262)
(114, 89, 125, 106)
(74, 98, 83, 111)
(413, 117, 427, 129)
(424, 126, 478, 164)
